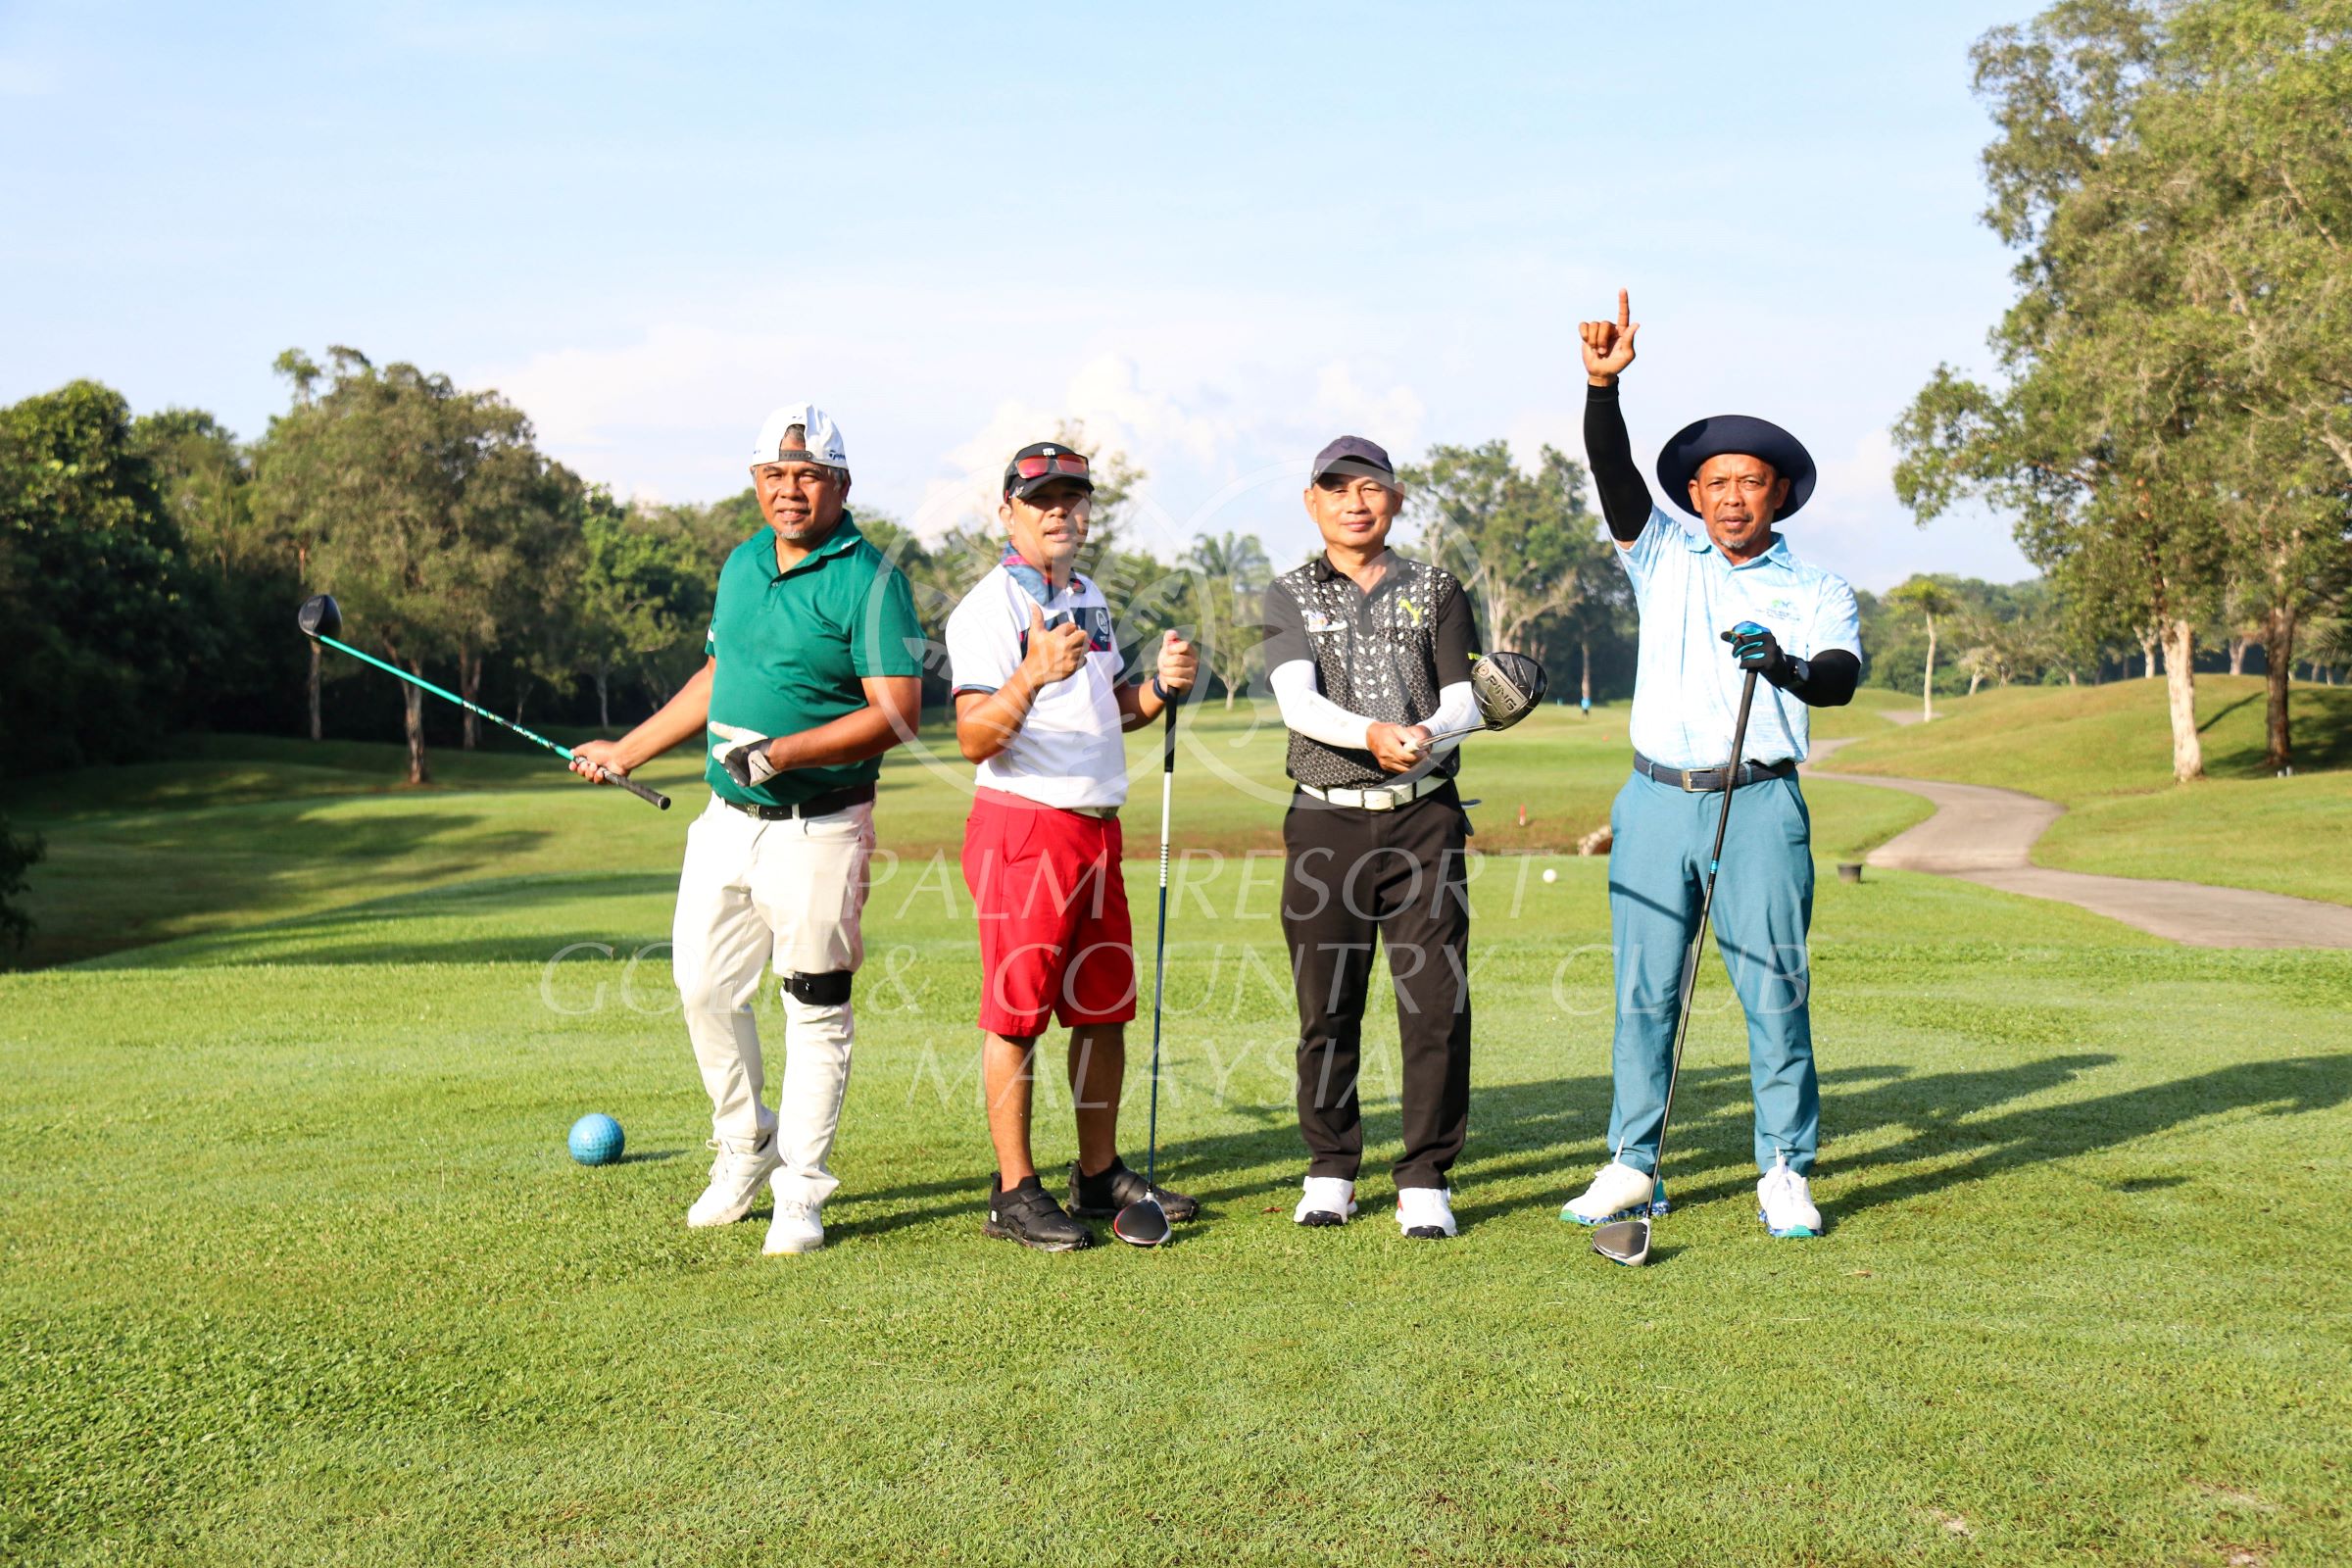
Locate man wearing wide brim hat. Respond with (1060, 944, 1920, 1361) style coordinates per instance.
(1560, 290, 1862, 1243)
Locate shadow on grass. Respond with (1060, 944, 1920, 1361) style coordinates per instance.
(1659, 1051, 2349, 1217)
(79, 872, 682, 969)
(2196, 691, 2260, 735)
(2206, 686, 2352, 775)
(29, 808, 553, 970)
(832, 1048, 2352, 1237)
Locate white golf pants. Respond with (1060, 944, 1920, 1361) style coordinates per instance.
(671, 795, 874, 1205)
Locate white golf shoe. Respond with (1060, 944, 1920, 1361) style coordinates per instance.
(1561, 1160, 1657, 1226)
(685, 1132, 781, 1229)
(762, 1197, 824, 1254)
(1293, 1176, 1357, 1227)
(1396, 1186, 1457, 1239)
(1757, 1155, 1822, 1239)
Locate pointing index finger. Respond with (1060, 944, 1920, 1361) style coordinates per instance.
(1617, 288, 1632, 331)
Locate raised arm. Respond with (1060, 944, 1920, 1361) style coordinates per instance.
(1581, 288, 1652, 544)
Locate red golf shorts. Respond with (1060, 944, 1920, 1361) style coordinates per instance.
(961, 787, 1137, 1037)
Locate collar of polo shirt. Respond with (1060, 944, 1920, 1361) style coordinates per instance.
(760, 511, 865, 581)
(1688, 527, 1791, 567)
(1307, 547, 1396, 583)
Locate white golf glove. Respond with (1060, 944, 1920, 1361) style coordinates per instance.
(708, 721, 781, 790)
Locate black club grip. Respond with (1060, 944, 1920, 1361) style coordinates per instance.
(597, 764, 671, 809)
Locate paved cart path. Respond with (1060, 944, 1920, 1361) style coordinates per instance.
(1805, 738, 2352, 950)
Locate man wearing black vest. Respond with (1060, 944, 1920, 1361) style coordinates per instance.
(1261, 436, 1483, 1240)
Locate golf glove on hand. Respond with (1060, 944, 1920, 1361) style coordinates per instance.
(709, 722, 782, 790)
(1721, 621, 1788, 681)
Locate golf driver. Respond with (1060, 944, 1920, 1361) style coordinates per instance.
(1111, 697, 1180, 1248)
(1592, 665, 1760, 1268)
(296, 594, 670, 809)
(1404, 650, 1549, 752)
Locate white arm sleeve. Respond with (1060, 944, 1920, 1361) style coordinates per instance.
(1268, 659, 1375, 751)
(1422, 680, 1480, 757)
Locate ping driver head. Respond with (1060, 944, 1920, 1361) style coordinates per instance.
(1110, 1197, 1171, 1248)
(1591, 1216, 1651, 1267)
(297, 593, 343, 641)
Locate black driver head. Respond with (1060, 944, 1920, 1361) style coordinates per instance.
(1470, 650, 1547, 732)
(1591, 1217, 1651, 1268)
(1110, 1198, 1171, 1248)
(297, 593, 342, 641)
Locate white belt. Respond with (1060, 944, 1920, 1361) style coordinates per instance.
(1298, 774, 1447, 811)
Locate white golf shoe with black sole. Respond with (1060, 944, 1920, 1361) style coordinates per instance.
(1293, 1176, 1357, 1228)
(1396, 1186, 1457, 1240)
(1757, 1155, 1822, 1239)
(1560, 1160, 1658, 1226)
(686, 1132, 781, 1229)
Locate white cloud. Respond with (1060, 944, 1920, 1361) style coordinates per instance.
(470, 284, 2034, 592)
(1311, 363, 1426, 453)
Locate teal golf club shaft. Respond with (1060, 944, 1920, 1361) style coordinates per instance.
(313, 630, 670, 810)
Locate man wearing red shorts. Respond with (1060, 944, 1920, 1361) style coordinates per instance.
(946, 439, 1200, 1250)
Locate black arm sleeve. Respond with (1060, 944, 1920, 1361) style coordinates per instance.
(1584, 381, 1652, 543)
(1433, 580, 1477, 683)
(1768, 648, 1860, 708)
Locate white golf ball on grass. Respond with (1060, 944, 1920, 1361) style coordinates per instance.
(1542, 867, 1558, 884)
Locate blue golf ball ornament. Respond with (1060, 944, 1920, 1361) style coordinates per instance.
(568, 1112, 625, 1166)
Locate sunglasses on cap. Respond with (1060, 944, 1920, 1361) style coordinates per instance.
(1012, 450, 1091, 482)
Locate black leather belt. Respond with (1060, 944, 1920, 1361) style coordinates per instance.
(721, 782, 876, 820)
(1632, 751, 1796, 793)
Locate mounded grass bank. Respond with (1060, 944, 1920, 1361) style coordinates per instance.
(1827, 677, 2352, 906)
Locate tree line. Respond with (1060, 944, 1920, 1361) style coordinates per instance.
(1896, 0, 2352, 778)
(0, 349, 1648, 953)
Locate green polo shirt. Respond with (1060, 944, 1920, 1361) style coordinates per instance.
(703, 512, 924, 808)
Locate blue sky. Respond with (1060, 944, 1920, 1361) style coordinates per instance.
(2, 2, 2040, 589)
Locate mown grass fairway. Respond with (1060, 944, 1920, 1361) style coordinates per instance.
(1830, 677, 2352, 906)
(4, 712, 2348, 1566)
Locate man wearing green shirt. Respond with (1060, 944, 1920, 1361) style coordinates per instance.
(572, 402, 923, 1254)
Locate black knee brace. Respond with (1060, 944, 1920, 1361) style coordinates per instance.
(784, 970, 853, 1005)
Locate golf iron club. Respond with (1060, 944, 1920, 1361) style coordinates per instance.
(1592, 665, 1760, 1268)
(296, 594, 670, 809)
(1111, 696, 1180, 1247)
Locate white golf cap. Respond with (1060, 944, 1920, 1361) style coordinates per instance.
(750, 402, 849, 471)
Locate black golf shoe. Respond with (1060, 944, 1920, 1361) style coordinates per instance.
(1065, 1156, 1200, 1223)
(983, 1174, 1095, 1251)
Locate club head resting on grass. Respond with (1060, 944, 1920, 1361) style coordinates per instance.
(1591, 1216, 1651, 1267)
(1110, 1197, 1170, 1248)
(297, 593, 342, 641)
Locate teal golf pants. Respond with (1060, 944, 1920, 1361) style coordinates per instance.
(1604, 769, 1818, 1177)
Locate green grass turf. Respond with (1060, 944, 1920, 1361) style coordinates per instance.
(1826, 676, 2352, 907)
(5, 716, 2348, 1565)
(8, 706, 1923, 970)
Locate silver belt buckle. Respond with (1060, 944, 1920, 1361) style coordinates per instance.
(1364, 786, 1397, 811)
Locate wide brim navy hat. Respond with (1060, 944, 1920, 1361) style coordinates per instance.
(1656, 415, 1817, 520)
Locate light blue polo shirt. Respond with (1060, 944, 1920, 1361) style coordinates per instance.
(1616, 508, 1861, 768)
